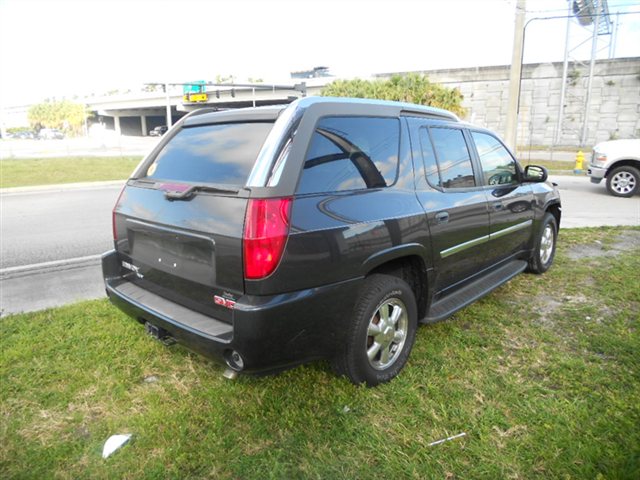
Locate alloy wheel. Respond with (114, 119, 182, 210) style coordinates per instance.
(611, 171, 636, 195)
(365, 298, 408, 370)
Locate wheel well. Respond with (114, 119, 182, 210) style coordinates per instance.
(606, 160, 640, 178)
(547, 203, 561, 229)
(369, 256, 428, 319)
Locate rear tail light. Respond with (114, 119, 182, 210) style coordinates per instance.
(112, 186, 126, 241)
(243, 197, 292, 280)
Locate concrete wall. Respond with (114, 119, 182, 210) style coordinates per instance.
(377, 57, 640, 148)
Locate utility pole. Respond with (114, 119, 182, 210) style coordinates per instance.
(581, 0, 601, 147)
(504, 0, 526, 152)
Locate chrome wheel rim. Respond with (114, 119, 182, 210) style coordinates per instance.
(611, 171, 636, 195)
(366, 298, 408, 370)
(540, 224, 555, 265)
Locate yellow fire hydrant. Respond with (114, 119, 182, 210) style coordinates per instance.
(574, 150, 584, 174)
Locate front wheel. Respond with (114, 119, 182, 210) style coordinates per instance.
(527, 212, 558, 274)
(333, 274, 417, 386)
(606, 166, 640, 197)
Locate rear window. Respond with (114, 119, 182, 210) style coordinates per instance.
(429, 128, 476, 189)
(297, 116, 400, 194)
(145, 122, 273, 186)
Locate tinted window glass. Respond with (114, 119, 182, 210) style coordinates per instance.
(418, 127, 441, 188)
(430, 128, 476, 188)
(472, 132, 518, 186)
(145, 122, 273, 186)
(297, 116, 399, 194)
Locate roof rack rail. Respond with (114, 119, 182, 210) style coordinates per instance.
(400, 108, 459, 122)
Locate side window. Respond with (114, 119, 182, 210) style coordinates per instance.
(472, 132, 518, 186)
(418, 127, 442, 188)
(297, 116, 399, 194)
(429, 128, 476, 189)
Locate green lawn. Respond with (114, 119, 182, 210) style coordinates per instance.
(0, 157, 142, 188)
(0, 156, 578, 189)
(1, 228, 639, 479)
(520, 159, 576, 173)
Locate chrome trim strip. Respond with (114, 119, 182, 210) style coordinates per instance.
(490, 220, 533, 240)
(246, 101, 300, 187)
(440, 234, 490, 258)
(439, 219, 533, 258)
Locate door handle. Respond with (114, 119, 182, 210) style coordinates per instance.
(435, 211, 449, 224)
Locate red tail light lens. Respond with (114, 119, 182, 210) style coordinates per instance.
(112, 186, 126, 241)
(243, 197, 292, 280)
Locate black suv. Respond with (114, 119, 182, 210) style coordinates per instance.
(102, 97, 561, 386)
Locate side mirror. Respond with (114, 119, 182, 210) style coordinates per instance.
(524, 165, 548, 183)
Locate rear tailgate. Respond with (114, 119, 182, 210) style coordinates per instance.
(113, 185, 247, 324)
(111, 120, 277, 323)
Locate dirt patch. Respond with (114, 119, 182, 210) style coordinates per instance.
(566, 230, 640, 260)
(530, 293, 613, 330)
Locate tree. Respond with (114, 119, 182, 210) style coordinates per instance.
(28, 100, 90, 136)
(321, 74, 466, 118)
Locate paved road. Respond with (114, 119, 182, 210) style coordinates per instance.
(1, 183, 123, 315)
(1, 175, 638, 316)
(549, 175, 640, 228)
(1, 184, 121, 268)
(0, 136, 159, 159)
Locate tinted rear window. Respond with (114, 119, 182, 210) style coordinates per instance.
(297, 116, 400, 194)
(145, 122, 273, 186)
(429, 128, 476, 189)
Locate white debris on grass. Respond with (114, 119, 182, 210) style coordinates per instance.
(428, 432, 466, 447)
(102, 434, 132, 458)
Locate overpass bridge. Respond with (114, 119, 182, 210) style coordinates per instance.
(87, 78, 330, 136)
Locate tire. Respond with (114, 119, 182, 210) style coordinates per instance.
(333, 274, 417, 386)
(527, 212, 557, 274)
(606, 166, 640, 198)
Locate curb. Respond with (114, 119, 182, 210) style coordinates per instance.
(0, 180, 126, 195)
(0, 254, 103, 280)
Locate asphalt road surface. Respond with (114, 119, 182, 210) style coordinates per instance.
(1, 182, 122, 315)
(1, 175, 638, 315)
(550, 175, 640, 227)
(1, 184, 120, 269)
(0, 136, 159, 159)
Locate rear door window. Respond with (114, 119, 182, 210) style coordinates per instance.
(429, 128, 476, 189)
(418, 127, 442, 188)
(297, 116, 400, 194)
(145, 122, 273, 186)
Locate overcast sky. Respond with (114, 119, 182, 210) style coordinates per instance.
(0, 0, 638, 106)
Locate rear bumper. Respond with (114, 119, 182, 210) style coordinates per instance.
(102, 250, 363, 373)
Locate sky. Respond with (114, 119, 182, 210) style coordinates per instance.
(0, 0, 638, 106)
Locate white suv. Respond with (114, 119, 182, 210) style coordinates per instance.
(588, 139, 640, 197)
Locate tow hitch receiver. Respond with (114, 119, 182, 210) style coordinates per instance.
(144, 322, 176, 345)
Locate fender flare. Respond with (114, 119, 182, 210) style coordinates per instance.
(361, 243, 430, 276)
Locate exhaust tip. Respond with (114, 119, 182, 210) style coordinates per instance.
(223, 368, 238, 380)
(224, 350, 245, 371)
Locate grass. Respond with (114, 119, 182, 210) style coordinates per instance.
(517, 145, 587, 153)
(0, 156, 579, 189)
(0, 157, 142, 188)
(520, 159, 576, 172)
(1, 227, 639, 479)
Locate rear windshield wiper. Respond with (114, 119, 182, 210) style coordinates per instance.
(161, 183, 239, 200)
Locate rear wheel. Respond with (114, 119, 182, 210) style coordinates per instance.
(606, 166, 640, 197)
(333, 274, 417, 386)
(527, 212, 557, 274)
